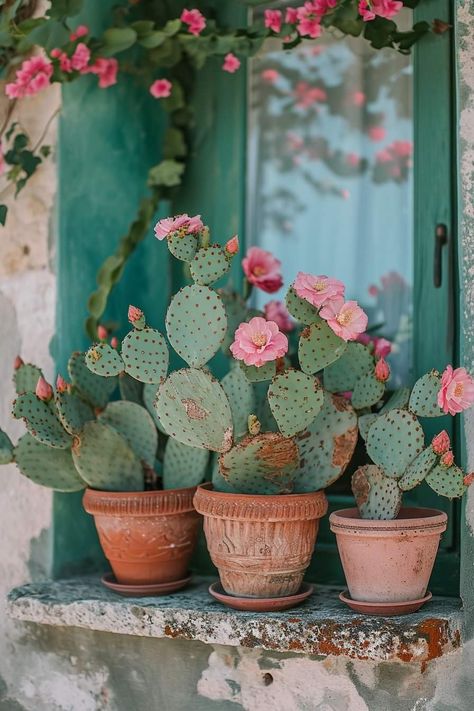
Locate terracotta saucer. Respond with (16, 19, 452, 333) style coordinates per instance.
(208, 581, 314, 612)
(101, 572, 191, 597)
(339, 590, 432, 616)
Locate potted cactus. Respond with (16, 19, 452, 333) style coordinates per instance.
(0, 353, 201, 593)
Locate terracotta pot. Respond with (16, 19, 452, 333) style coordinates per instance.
(330, 507, 447, 603)
(194, 483, 328, 598)
(83, 487, 201, 585)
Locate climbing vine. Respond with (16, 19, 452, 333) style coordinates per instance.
(0, 0, 443, 338)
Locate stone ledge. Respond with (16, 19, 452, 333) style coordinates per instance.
(7, 577, 462, 665)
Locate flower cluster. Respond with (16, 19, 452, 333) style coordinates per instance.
(180, 8, 206, 35)
(358, 0, 403, 22)
(5, 56, 53, 99)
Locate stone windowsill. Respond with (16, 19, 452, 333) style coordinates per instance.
(7, 576, 462, 665)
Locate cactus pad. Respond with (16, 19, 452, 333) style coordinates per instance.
(426, 462, 467, 498)
(14, 363, 43, 395)
(358, 413, 378, 441)
(0, 428, 14, 464)
(155, 368, 233, 452)
(190, 245, 230, 286)
(119, 373, 144, 404)
(163, 438, 209, 489)
(168, 232, 199, 261)
(218, 433, 299, 494)
(380, 387, 411, 413)
(298, 321, 347, 374)
(240, 361, 276, 383)
(13, 393, 72, 449)
(121, 328, 169, 385)
(398, 446, 437, 491)
(166, 285, 227, 367)
(351, 372, 385, 410)
(68, 351, 117, 408)
(99, 401, 158, 468)
(285, 287, 320, 324)
(293, 392, 357, 491)
(408, 371, 444, 417)
(211, 453, 235, 492)
(221, 365, 256, 438)
(142, 383, 168, 433)
(268, 369, 324, 437)
(14, 433, 85, 492)
(366, 408, 424, 478)
(352, 464, 403, 520)
(219, 290, 248, 355)
(85, 343, 124, 377)
(56, 391, 94, 435)
(323, 343, 373, 392)
(72, 421, 144, 491)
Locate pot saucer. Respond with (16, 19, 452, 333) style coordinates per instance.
(209, 581, 314, 612)
(101, 572, 191, 597)
(339, 590, 432, 616)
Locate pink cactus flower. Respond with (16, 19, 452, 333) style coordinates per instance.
(6, 56, 53, 99)
(150, 79, 172, 99)
(154, 213, 203, 240)
(242, 247, 283, 293)
(464, 472, 474, 486)
(264, 9, 282, 33)
(97, 325, 108, 340)
(293, 272, 345, 309)
(341, 189, 351, 200)
(296, 4, 322, 38)
(180, 8, 206, 35)
(71, 43, 90, 71)
(70, 25, 89, 41)
(319, 298, 368, 341)
(264, 300, 294, 333)
(261, 69, 279, 83)
(285, 7, 299, 23)
(14, 356, 24, 370)
(432, 430, 451, 456)
(440, 450, 454, 468)
(56, 374, 68, 393)
(368, 126, 386, 142)
(230, 317, 288, 367)
(225, 235, 239, 255)
(223, 53, 240, 73)
(351, 90, 366, 106)
(85, 58, 118, 88)
(111, 337, 119, 349)
(374, 357, 390, 383)
(36, 376, 53, 401)
(437, 365, 474, 416)
(357, 333, 372, 347)
(373, 337, 392, 358)
(368, 284, 379, 296)
(128, 305, 144, 324)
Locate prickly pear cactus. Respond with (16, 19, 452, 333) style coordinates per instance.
(408, 371, 444, 417)
(142, 383, 168, 434)
(56, 391, 95, 435)
(14, 433, 85, 492)
(85, 343, 124, 377)
(98, 401, 158, 468)
(285, 287, 320, 324)
(0, 428, 14, 464)
(240, 361, 276, 383)
(221, 365, 256, 439)
(119, 373, 144, 404)
(211, 452, 235, 492)
(217, 433, 299, 494)
(352, 464, 402, 519)
(358, 413, 378, 441)
(163, 438, 209, 489)
(293, 392, 358, 492)
(166, 285, 227, 368)
(267, 369, 324, 437)
(351, 371, 385, 410)
(13, 393, 72, 449)
(121, 328, 169, 385)
(190, 245, 231, 286)
(426, 462, 467, 498)
(14, 363, 43, 395)
(298, 321, 347, 374)
(398, 446, 437, 491)
(155, 368, 233, 452)
(323, 343, 373, 393)
(380, 387, 411, 413)
(219, 290, 248, 355)
(72, 421, 144, 491)
(254, 381, 278, 433)
(168, 231, 199, 261)
(366, 408, 424, 478)
(68, 351, 117, 409)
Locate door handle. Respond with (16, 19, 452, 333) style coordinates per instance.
(433, 224, 448, 288)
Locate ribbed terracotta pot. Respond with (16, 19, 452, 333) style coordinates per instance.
(83, 487, 201, 585)
(330, 507, 447, 603)
(194, 483, 328, 598)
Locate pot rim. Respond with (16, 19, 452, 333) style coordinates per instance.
(83, 485, 198, 517)
(329, 507, 448, 534)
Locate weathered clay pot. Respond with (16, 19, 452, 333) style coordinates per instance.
(83, 487, 201, 585)
(194, 483, 328, 598)
(330, 508, 447, 604)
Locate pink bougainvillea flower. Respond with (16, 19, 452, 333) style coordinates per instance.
(296, 3, 322, 38)
(390, 140, 413, 157)
(264, 300, 294, 333)
(261, 68, 279, 83)
(223, 53, 240, 73)
(111, 337, 119, 349)
(285, 7, 299, 23)
(286, 132, 304, 151)
(71, 43, 90, 72)
(374, 357, 390, 383)
(36, 376, 53, 401)
(225, 235, 239, 255)
(230, 317, 288, 367)
(5, 55, 53, 99)
(154, 213, 203, 240)
(85, 58, 118, 88)
(351, 90, 366, 106)
(368, 126, 386, 142)
(437, 365, 474, 416)
(70, 25, 89, 41)
(440, 450, 454, 468)
(55, 374, 69, 393)
(359, 0, 403, 22)
(293, 81, 326, 108)
(128, 305, 144, 324)
(264, 9, 282, 33)
(293, 272, 345, 309)
(373, 337, 392, 358)
(150, 78, 172, 99)
(313, 0, 338, 13)
(180, 8, 206, 35)
(242, 246, 283, 293)
(14, 355, 24, 370)
(432, 430, 451, 456)
(97, 325, 108, 340)
(375, 149, 392, 163)
(319, 298, 368, 341)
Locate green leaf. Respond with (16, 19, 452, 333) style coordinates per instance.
(139, 31, 167, 49)
(130, 20, 155, 37)
(87, 287, 108, 318)
(163, 127, 187, 159)
(48, 0, 83, 19)
(0, 205, 7, 226)
(101, 27, 137, 55)
(148, 159, 184, 187)
(162, 81, 185, 112)
(164, 19, 181, 36)
(25, 19, 69, 50)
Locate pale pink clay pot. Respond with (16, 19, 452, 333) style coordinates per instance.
(330, 508, 447, 603)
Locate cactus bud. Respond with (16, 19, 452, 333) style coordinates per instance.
(56, 374, 68, 393)
(432, 430, 450, 455)
(440, 450, 454, 468)
(111, 336, 119, 349)
(14, 356, 24, 370)
(374, 357, 390, 383)
(97, 325, 108, 340)
(463, 472, 474, 486)
(35, 376, 53, 402)
(248, 414, 261, 436)
(225, 235, 239, 256)
(128, 305, 145, 330)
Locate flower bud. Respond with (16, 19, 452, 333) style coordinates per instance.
(225, 235, 239, 256)
(14, 356, 24, 370)
(36, 376, 53, 401)
(128, 305, 145, 329)
(463, 473, 474, 487)
(440, 450, 454, 468)
(56, 374, 68, 393)
(374, 357, 390, 383)
(111, 337, 119, 349)
(431, 430, 450, 455)
(97, 325, 108, 340)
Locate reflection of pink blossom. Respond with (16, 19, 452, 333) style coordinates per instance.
(181, 8, 206, 35)
(264, 9, 282, 33)
(223, 53, 240, 73)
(6, 56, 53, 99)
(264, 301, 294, 333)
(286, 132, 304, 151)
(368, 126, 386, 142)
(437, 365, 474, 416)
(261, 69, 279, 83)
(351, 91, 366, 106)
(310, 45, 324, 56)
(286, 8, 298, 23)
(341, 189, 350, 200)
(294, 81, 326, 108)
(319, 298, 368, 341)
(390, 140, 413, 157)
(230, 317, 288, 367)
(150, 79, 172, 98)
(242, 247, 283, 293)
(294, 273, 345, 309)
(376, 149, 392, 163)
(346, 153, 360, 167)
(359, 0, 403, 22)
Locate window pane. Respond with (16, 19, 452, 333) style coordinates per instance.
(247, 21, 413, 386)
